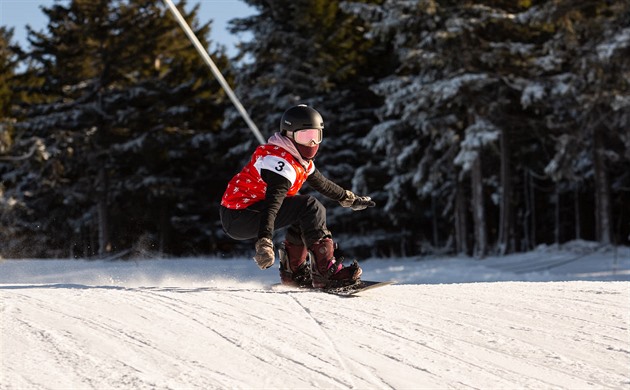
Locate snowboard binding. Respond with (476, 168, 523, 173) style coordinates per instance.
(278, 244, 313, 287)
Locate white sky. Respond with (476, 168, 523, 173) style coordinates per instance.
(0, 0, 255, 56)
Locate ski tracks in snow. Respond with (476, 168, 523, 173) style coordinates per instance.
(1, 281, 628, 389)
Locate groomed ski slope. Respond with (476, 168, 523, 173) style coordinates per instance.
(1, 243, 629, 389)
(2, 281, 628, 389)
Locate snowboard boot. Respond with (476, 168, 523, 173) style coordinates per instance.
(278, 241, 312, 287)
(309, 237, 362, 289)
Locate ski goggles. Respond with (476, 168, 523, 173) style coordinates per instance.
(289, 128, 323, 146)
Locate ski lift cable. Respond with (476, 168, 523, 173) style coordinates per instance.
(162, 0, 266, 145)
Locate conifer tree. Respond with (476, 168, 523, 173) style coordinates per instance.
(350, 0, 630, 254)
(1, 0, 230, 257)
(0, 27, 31, 256)
(539, 0, 630, 245)
(0, 27, 18, 155)
(348, 1, 538, 255)
(226, 0, 391, 255)
(0, 28, 17, 120)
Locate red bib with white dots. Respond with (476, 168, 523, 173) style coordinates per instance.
(221, 144, 315, 210)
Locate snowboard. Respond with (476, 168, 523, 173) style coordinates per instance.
(324, 280, 395, 296)
(272, 280, 395, 296)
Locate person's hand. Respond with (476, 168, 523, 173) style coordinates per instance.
(339, 190, 375, 211)
(253, 237, 275, 269)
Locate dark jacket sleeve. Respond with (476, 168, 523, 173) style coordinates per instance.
(257, 169, 291, 240)
(306, 169, 346, 201)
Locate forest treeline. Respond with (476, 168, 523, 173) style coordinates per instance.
(0, 0, 628, 259)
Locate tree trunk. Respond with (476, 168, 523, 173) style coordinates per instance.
(85, 227, 93, 257)
(554, 185, 560, 245)
(574, 186, 581, 240)
(431, 195, 439, 248)
(471, 154, 487, 258)
(593, 128, 612, 244)
(498, 127, 512, 255)
(159, 201, 169, 256)
(523, 170, 531, 250)
(97, 167, 111, 256)
(529, 171, 537, 247)
(455, 181, 469, 255)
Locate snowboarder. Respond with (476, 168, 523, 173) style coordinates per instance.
(220, 104, 375, 288)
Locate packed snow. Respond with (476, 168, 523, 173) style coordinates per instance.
(1, 241, 629, 389)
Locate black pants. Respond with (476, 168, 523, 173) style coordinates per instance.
(220, 195, 330, 247)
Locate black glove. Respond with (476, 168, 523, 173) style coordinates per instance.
(339, 190, 375, 211)
(253, 237, 274, 269)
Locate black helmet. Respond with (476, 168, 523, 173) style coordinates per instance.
(280, 104, 324, 160)
(280, 104, 324, 133)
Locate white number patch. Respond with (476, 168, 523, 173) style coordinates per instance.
(254, 155, 297, 184)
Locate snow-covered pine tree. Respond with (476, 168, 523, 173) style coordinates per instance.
(345, 0, 630, 255)
(348, 1, 518, 255)
(1, 0, 230, 257)
(0, 27, 17, 121)
(227, 0, 391, 256)
(0, 27, 23, 256)
(538, 0, 630, 245)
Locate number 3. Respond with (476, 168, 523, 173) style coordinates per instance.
(275, 161, 285, 172)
